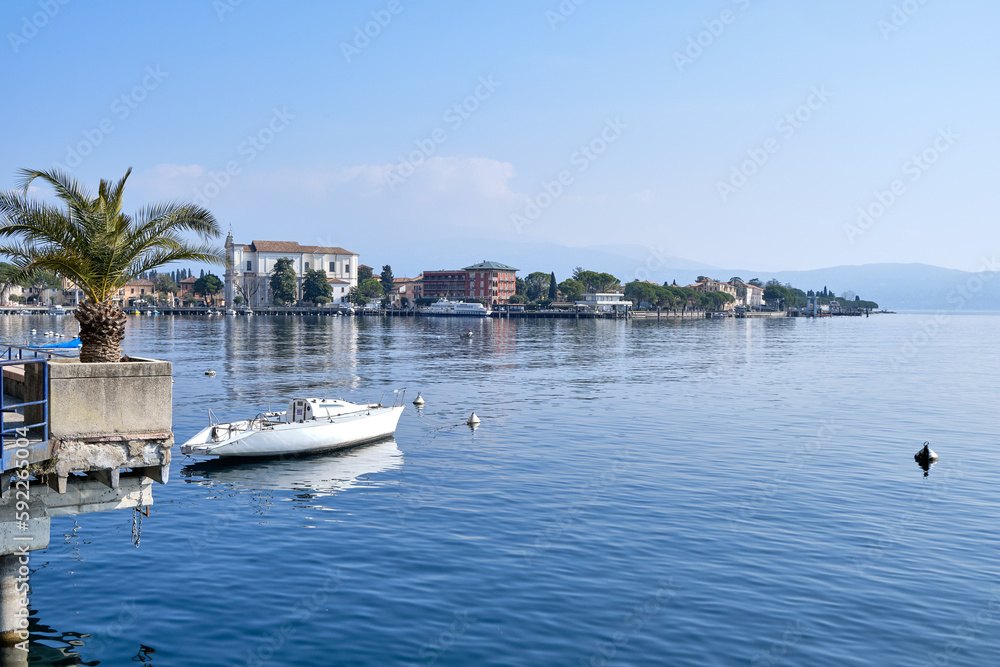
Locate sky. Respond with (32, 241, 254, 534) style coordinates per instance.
(2, 0, 998, 277)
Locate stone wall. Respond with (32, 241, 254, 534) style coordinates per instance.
(47, 357, 172, 438)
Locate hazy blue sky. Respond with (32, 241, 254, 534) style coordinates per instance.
(3, 0, 997, 275)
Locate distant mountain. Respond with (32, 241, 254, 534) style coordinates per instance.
(352, 235, 997, 310)
(737, 263, 1000, 311)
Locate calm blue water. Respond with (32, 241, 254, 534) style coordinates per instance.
(5, 313, 1000, 666)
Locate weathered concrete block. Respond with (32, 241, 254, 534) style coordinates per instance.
(47, 358, 172, 438)
(52, 436, 172, 479)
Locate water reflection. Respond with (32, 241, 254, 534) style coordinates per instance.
(4, 616, 159, 666)
(915, 456, 936, 477)
(221, 316, 361, 403)
(180, 438, 403, 499)
(0, 474, 156, 666)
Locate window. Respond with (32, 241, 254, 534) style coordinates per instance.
(246, 261, 251, 271)
(329, 262, 335, 272)
(304, 262, 309, 271)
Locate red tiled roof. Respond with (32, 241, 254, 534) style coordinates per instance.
(180, 276, 197, 284)
(126, 279, 154, 287)
(328, 278, 350, 284)
(250, 240, 356, 255)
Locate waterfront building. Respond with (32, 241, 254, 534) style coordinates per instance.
(179, 276, 197, 302)
(576, 293, 632, 313)
(421, 261, 518, 306)
(464, 261, 518, 304)
(391, 275, 423, 307)
(422, 270, 468, 300)
(0, 283, 23, 305)
(741, 282, 764, 308)
(224, 233, 359, 308)
(118, 278, 154, 308)
(689, 278, 739, 310)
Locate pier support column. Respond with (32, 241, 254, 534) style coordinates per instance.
(0, 554, 29, 650)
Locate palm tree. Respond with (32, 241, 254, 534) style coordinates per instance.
(0, 168, 225, 362)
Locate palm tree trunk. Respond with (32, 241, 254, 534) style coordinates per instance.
(74, 300, 127, 363)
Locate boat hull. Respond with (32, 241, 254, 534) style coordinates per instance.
(181, 405, 404, 458)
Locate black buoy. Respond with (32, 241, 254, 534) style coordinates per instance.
(914, 441, 938, 476)
(914, 441, 938, 463)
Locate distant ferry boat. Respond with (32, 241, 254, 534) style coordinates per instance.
(421, 299, 490, 317)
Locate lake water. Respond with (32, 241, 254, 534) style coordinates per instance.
(4, 312, 999, 666)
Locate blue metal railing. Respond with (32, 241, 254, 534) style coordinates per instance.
(0, 344, 74, 456)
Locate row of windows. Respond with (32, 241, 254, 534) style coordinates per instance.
(245, 260, 352, 273)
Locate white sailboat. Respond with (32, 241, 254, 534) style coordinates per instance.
(180, 392, 405, 459)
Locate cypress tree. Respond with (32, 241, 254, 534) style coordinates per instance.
(548, 272, 557, 300)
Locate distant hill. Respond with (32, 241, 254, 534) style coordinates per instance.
(352, 236, 998, 310)
(737, 263, 999, 311)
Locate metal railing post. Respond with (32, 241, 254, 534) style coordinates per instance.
(43, 359, 49, 443)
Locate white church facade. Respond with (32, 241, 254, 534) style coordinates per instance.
(224, 234, 359, 308)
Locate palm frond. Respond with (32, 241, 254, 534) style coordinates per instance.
(15, 168, 92, 213)
(0, 167, 225, 303)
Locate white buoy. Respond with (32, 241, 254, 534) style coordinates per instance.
(413, 392, 425, 406)
(467, 412, 481, 425)
(205, 370, 216, 376)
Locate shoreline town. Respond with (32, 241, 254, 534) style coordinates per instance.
(0, 232, 880, 319)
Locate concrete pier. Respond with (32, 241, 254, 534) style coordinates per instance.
(0, 353, 171, 649)
(0, 554, 28, 649)
(44, 357, 172, 494)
